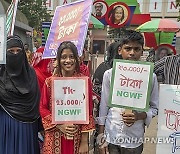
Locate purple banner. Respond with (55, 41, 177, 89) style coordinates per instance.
(43, 0, 93, 59)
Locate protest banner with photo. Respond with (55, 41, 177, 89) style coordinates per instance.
(43, 0, 93, 59)
(108, 59, 154, 111)
(105, 2, 131, 28)
(52, 77, 89, 124)
(156, 84, 180, 154)
(0, 15, 6, 64)
(92, 0, 108, 20)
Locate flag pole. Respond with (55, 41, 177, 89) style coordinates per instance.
(6, 0, 19, 36)
(10, 0, 19, 36)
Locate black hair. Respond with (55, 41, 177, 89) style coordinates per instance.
(95, 2, 103, 8)
(106, 42, 122, 66)
(24, 43, 29, 47)
(56, 41, 80, 76)
(118, 30, 144, 48)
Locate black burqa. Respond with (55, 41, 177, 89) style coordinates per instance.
(0, 36, 40, 122)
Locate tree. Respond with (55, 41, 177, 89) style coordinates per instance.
(19, 0, 51, 30)
(5, 0, 52, 30)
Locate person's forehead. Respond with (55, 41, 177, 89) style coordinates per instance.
(7, 47, 21, 50)
(123, 42, 142, 47)
(95, 3, 102, 7)
(62, 48, 73, 54)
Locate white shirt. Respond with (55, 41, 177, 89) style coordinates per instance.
(98, 68, 159, 148)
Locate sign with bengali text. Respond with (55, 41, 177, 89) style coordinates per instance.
(0, 15, 6, 64)
(109, 59, 153, 111)
(43, 0, 92, 59)
(52, 77, 89, 124)
(156, 84, 180, 154)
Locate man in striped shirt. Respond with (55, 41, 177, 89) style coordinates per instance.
(154, 54, 180, 85)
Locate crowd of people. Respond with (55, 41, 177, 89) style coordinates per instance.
(0, 30, 179, 154)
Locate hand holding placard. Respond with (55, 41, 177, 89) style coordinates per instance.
(122, 109, 135, 127)
(56, 124, 78, 140)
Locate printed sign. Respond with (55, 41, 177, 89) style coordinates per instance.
(149, 0, 162, 13)
(167, 0, 178, 13)
(156, 84, 180, 154)
(109, 59, 153, 111)
(45, 0, 53, 11)
(52, 77, 89, 124)
(43, 0, 93, 59)
(0, 15, 6, 64)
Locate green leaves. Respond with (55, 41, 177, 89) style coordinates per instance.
(18, 0, 51, 31)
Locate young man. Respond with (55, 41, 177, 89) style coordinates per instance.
(154, 54, 180, 85)
(98, 30, 159, 154)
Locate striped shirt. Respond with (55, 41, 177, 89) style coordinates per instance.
(154, 54, 180, 85)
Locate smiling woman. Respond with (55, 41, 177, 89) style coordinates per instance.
(40, 41, 95, 154)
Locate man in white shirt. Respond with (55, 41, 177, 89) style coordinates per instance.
(98, 30, 159, 154)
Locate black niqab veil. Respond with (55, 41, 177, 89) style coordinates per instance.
(0, 36, 40, 122)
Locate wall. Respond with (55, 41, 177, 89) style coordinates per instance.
(0, 1, 4, 14)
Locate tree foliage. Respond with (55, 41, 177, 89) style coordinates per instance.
(176, 0, 180, 21)
(6, 0, 52, 30)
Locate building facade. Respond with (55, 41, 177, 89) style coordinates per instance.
(0, 0, 33, 48)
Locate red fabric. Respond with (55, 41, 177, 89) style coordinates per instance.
(80, 63, 90, 77)
(61, 136, 74, 154)
(32, 47, 52, 92)
(39, 74, 95, 154)
(131, 14, 151, 25)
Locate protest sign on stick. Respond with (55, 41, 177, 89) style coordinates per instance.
(108, 59, 153, 112)
(0, 15, 6, 64)
(43, 0, 93, 59)
(156, 84, 180, 154)
(52, 77, 89, 124)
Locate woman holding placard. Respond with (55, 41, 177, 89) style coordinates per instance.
(40, 41, 94, 154)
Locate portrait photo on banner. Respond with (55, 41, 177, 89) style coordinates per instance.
(155, 44, 176, 62)
(105, 2, 130, 28)
(92, 0, 108, 19)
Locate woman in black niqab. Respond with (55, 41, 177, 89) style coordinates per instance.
(0, 35, 40, 154)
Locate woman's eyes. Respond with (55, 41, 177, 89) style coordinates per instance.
(61, 55, 75, 59)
